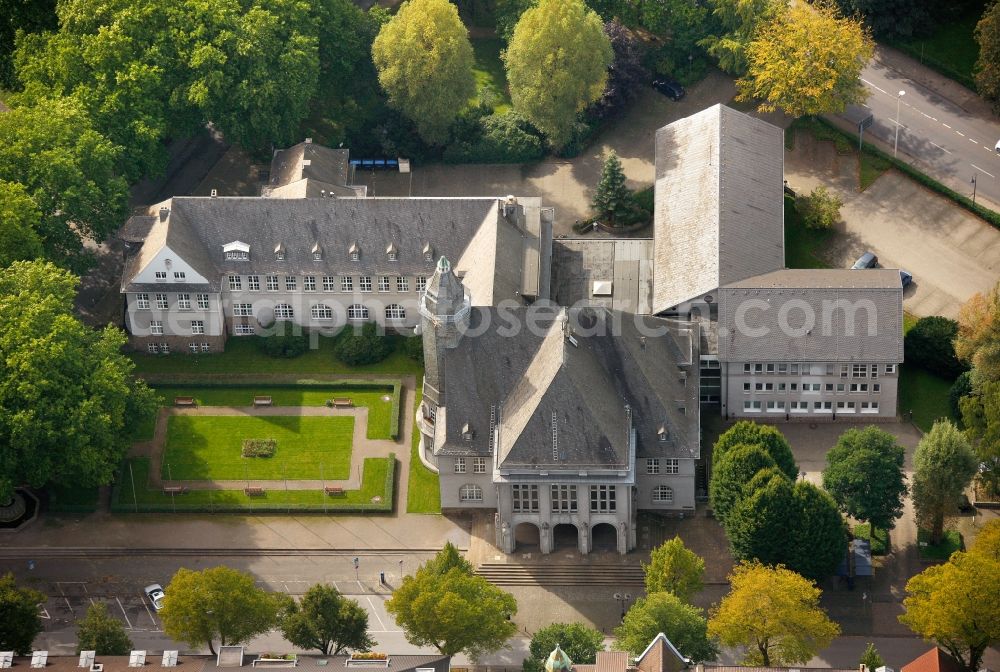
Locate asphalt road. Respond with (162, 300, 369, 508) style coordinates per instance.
(858, 59, 1000, 206)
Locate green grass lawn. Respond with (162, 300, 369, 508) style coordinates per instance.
(162, 415, 354, 480)
(784, 195, 833, 269)
(130, 335, 423, 377)
(890, 13, 981, 90)
(406, 387, 441, 513)
(899, 365, 955, 432)
(918, 527, 964, 560)
(853, 522, 889, 555)
(116, 456, 392, 512)
(152, 385, 395, 439)
(471, 38, 511, 114)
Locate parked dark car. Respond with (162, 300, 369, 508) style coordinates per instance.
(899, 269, 913, 288)
(653, 79, 685, 101)
(851, 251, 879, 269)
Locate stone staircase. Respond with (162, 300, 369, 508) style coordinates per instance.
(476, 562, 645, 587)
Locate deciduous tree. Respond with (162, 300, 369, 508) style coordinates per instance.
(642, 536, 705, 602)
(797, 186, 843, 229)
(712, 421, 798, 481)
(823, 426, 907, 532)
(0, 181, 43, 268)
(76, 602, 133, 655)
(0, 0, 56, 87)
(160, 566, 282, 655)
(832, 0, 934, 40)
(709, 443, 779, 524)
(708, 562, 840, 666)
(280, 583, 374, 656)
(0, 261, 155, 502)
(859, 642, 884, 671)
(956, 283, 1000, 380)
(386, 543, 517, 659)
(912, 420, 978, 545)
(899, 549, 1000, 672)
(615, 592, 718, 661)
(524, 623, 604, 672)
(786, 481, 849, 580)
(725, 469, 795, 567)
(905, 316, 967, 380)
(976, 1, 1000, 109)
(959, 377, 1000, 497)
(504, 0, 612, 148)
(699, 0, 786, 75)
(970, 518, 1000, 560)
(0, 573, 45, 655)
(372, 0, 475, 144)
(736, 3, 874, 117)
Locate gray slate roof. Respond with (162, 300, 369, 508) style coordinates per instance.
(121, 197, 539, 305)
(718, 269, 903, 362)
(264, 141, 354, 197)
(653, 104, 785, 313)
(435, 305, 700, 463)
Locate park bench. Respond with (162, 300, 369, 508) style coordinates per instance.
(324, 486, 345, 497)
(174, 396, 196, 406)
(244, 486, 265, 497)
(332, 398, 353, 408)
(253, 396, 273, 407)
(162, 486, 188, 495)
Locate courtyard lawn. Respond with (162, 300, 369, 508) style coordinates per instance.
(899, 365, 954, 432)
(471, 38, 511, 114)
(407, 387, 441, 514)
(784, 195, 833, 269)
(918, 528, 964, 560)
(162, 415, 354, 480)
(152, 385, 395, 439)
(853, 522, 889, 556)
(130, 334, 423, 377)
(115, 456, 393, 512)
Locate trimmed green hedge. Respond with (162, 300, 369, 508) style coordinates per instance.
(111, 455, 395, 513)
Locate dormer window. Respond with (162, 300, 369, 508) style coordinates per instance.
(657, 425, 668, 442)
(349, 242, 359, 261)
(312, 242, 323, 261)
(423, 242, 434, 262)
(386, 243, 398, 262)
(462, 423, 474, 441)
(223, 241, 250, 261)
(274, 243, 285, 261)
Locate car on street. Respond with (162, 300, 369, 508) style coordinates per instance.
(851, 251, 879, 269)
(653, 79, 685, 101)
(995, 139, 1000, 154)
(900, 269, 913, 288)
(144, 584, 165, 611)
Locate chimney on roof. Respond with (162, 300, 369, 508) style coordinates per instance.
(159, 207, 169, 222)
(501, 194, 517, 218)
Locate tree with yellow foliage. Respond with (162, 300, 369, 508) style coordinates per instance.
(707, 562, 839, 666)
(956, 282, 1000, 380)
(736, 3, 873, 117)
(899, 546, 1000, 672)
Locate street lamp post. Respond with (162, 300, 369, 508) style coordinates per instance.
(613, 592, 633, 623)
(972, 173, 978, 205)
(894, 90, 906, 158)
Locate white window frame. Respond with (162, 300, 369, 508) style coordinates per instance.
(473, 457, 487, 474)
(191, 320, 204, 335)
(233, 303, 253, 317)
(274, 304, 293, 320)
(311, 304, 333, 320)
(416, 276, 427, 292)
(378, 276, 390, 293)
(652, 485, 674, 503)
(286, 276, 297, 291)
(235, 324, 255, 335)
(359, 276, 372, 293)
(228, 275, 242, 291)
(155, 271, 167, 281)
(155, 293, 168, 309)
(347, 304, 369, 321)
(512, 484, 540, 513)
(459, 484, 483, 502)
(385, 304, 406, 320)
(150, 321, 163, 335)
(454, 458, 466, 474)
(197, 294, 210, 310)
(664, 458, 679, 474)
(135, 293, 150, 309)
(177, 293, 191, 310)
(646, 458, 660, 474)
(322, 276, 336, 292)
(304, 276, 316, 292)
(397, 276, 409, 292)
(266, 276, 279, 292)
(247, 275, 260, 291)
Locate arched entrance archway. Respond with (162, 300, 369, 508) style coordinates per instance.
(591, 522, 618, 553)
(514, 522, 541, 552)
(552, 523, 579, 551)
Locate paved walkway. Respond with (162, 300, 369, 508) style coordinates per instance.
(130, 405, 398, 491)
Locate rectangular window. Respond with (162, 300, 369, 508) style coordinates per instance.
(841, 365, 850, 378)
(311, 304, 333, 320)
(191, 320, 204, 335)
(853, 364, 868, 378)
(814, 401, 833, 412)
(778, 363, 787, 374)
(228, 275, 242, 291)
(765, 363, 776, 373)
(551, 485, 578, 513)
(360, 276, 372, 292)
(512, 484, 539, 513)
(341, 276, 354, 292)
(646, 458, 660, 475)
(837, 383, 846, 392)
(159, 343, 170, 354)
(743, 400, 763, 412)
(590, 485, 616, 512)
(174, 271, 185, 281)
(664, 458, 679, 474)
(189, 343, 199, 353)
(274, 304, 293, 320)
(201, 343, 210, 353)
(233, 303, 253, 317)
(304, 276, 316, 292)
(147, 343, 158, 354)
(397, 277, 409, 292)
(790, 364, 799, 374)
(473, 457, 487, 474)
(150, 320, 163, 335)
(871, 364, 879, 378)
(135, 293, 150, 309)
(155, 293, 168, 309)
(323, 276, 336, 292)
(753, 363, 764, 374)
(416, 276, 427, 292)
(177, 293, 191, 310)
(790, 401, 808, 412)
(826, 364, 835, 376)
(378, 276, 390, 292)
(235, 324, 255, 335)
(743, 363, 752, 374)
(825, 383, 834, 392)
(885, 364, 896, 374)
(861, 401, 880, 413)
(454, 458, 466, 474)
(247, 275, 260, 291)
(743, 382, 751, 393)
(266, 276, 279, 292)
(777, 383, 787, 392)
(790, 383, 799, 391)
(155, 271, 167, 281)
(286, 276, 296, 291)
(873, 383, 881, 393)
(225, 250, 249, 261)
(767, 400, 785, 412)
(197, 294, 209, 310)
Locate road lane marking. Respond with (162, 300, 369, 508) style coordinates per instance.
(943, 123, 952, 129)
(971, 138, 980, 143)
(862, 78, 887, 94)
(64, 597, 74, 615)
(116, 597, 133, 630)
(971, 164, 995, 179)
(929, 142, 951, 154)
(366, 597, 387, 630)
(957, 131, 966, 137)
(39, 607, 51, 620)
(141, 597, 156, 626)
